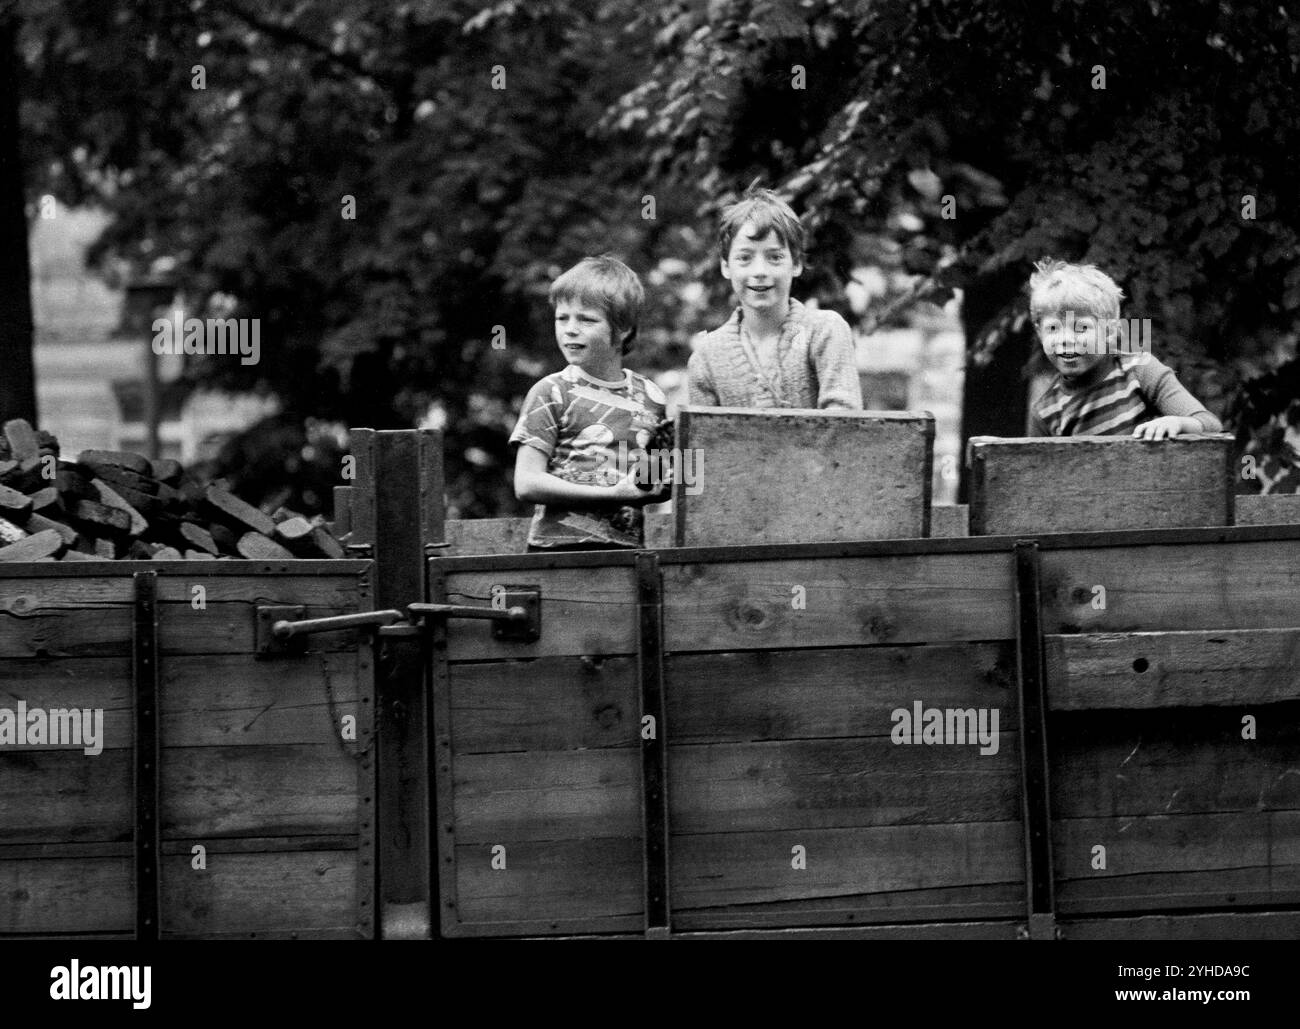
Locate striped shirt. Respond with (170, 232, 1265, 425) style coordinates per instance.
(1029, 355, 1222, 437)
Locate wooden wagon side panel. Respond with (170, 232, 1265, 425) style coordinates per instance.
(0, 562, 375, 940)
(661, 551, 1026, 930)
(433, 561, 644, 937)
(1041, 538, 1300, 921)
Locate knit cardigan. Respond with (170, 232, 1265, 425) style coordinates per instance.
(687, 299, 863, 410)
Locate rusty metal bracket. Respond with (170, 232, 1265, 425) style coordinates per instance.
(408, 589, 540, 643)
(256, 606, 405, 656)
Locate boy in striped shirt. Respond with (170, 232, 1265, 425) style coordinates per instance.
(1026, 260, 1221, 439)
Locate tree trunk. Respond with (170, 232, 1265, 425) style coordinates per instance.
(957, 267, 1033, 502)
(0, 14, 37, 424)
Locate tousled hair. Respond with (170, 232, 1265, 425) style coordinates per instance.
(718, 186, 806, 264)
(1028, 258, 1125, 323)
(549, 255, 645, 354)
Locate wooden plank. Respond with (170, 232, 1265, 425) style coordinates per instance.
(645, 510, 673, 549)
(1045, 629, 1300, 709)
(0, 750, 131, 844)
(443, 566, 638, 659)
(968, 434, 1234, 535)
(671, 822, 1024, 909)
(450, 655, 639, 754)
(673, 407, 934, 546)
(418, 428, 445, 550)
(161, 849, 360, 936)
(160, 653, 360, 747)
(1060, 910, 1300, 941)
(453, 837, 643, 925)
(454, 750, 640, 843)
(1052, 811, 1300, 907)
(666, 643, 1018, 742)
(0, 573, 362, 606)
(1057, 868, 1300, 916)
(445, 513, 674, 555)
(332, 486, 353, 537)
(665, 737, 1021, 834)
(929, 504, 968, 537)
(0, 856, 132, 934)
(0, 602, 361, 657)
(1049, 709, 1300, 817)
(673, 881, 1023, 930)
(445, 517, 530, 556)
(161, 744, 361, 839)
(662, 552, 1015, 651)
(1234, 492, 1300, 526)
(1038, 540, 1300, 634)
(0, 657, 131, 750)
(2, 744, 361, 844)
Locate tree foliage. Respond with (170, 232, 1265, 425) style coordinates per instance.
(16, 0, 1300, 511)
(612, 0, 1300, 486)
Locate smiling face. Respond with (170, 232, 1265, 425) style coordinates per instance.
(553, 299, 624, 380)
(1037, 308, 1110, 380)
(721, 223, 802, 316)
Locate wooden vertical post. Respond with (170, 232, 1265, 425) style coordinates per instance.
(350, 428, 437, 937)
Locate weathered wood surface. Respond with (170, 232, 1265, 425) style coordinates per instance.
(1053, 812, 1300, 912)
(441, 566, 638, 659)
(670, 822, 1023, 910)
(0, 856, 132, 934)
(159, 849, 361, 936)
(0, 850, 361, 936)
(442, 507, 965, 555)
(1045, 629, 1300, 709)
(672, 407, 934, 547)
(1234, 492, 1300, 525)
(1038, 540, 1300, 634)
(666, 644, 1018, 742)
(928, 504, 968, 537)
(447, 644, 1016, 755)
(5, 744, 361, 843)
(662, 552, 1015, 651)
(450, 655, 639, 753)
(453, 837, 643, 927)
(671, 882, 1022, 930)
(968, 435, 1234, 535)
(0, 572, 366, 657)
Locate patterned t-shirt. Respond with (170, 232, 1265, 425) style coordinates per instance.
(510, 364, 668, 548)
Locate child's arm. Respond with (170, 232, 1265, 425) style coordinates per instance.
(514, 445, 649, 506)
(1131, 357, 1223, 439)
(687, 348, 720, 406)
(810, 312, 863, 410)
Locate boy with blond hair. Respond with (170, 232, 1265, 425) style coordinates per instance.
(689, 187, 862, 410)
(1027, 259, 1221, 438)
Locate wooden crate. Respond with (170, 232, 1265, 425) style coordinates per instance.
(0, 560, 375, 939)
(968, 435, 1235, 535)
(671, 407, 934, 547)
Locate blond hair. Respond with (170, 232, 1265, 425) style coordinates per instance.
(1028, 259, 1125, 323)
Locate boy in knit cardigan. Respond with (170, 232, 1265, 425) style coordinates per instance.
(688, 188, 862, 410)
(1026, 260, 1221, 438)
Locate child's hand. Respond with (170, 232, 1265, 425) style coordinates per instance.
(1132, 416, 1191, 440)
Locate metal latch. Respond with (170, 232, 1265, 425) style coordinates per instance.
(408, 588, 540, 643)
(256, 606, 406, 656)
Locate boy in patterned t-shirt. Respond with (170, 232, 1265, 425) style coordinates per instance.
(510, 256, 669, 550)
